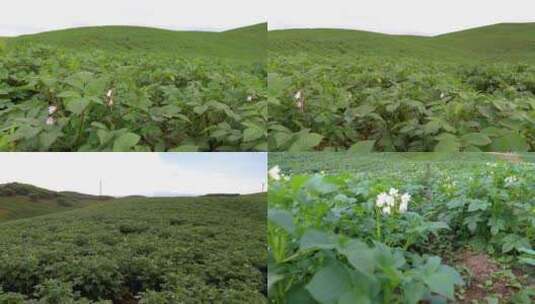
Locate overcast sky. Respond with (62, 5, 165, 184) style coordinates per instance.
(0, 0, 265, 36)
(269, 0, 535, 35)
(0, 153, 267, 197)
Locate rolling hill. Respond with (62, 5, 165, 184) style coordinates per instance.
(269, 22, 535, 63)
(4, 23, 267, 62)
(0, 182, 110, 222)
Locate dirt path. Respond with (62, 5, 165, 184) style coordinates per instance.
(488, 152, 523, 163)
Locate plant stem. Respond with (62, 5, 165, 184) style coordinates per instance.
(376, 209, 382, 241)
(75, 110, 86, 148)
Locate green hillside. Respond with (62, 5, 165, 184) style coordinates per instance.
(0, 183, 108, 222)
(0, 192, 267, 303)
(5, 23, 267, 62)
(269, 22, 535, 63)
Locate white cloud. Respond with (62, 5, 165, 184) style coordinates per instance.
(269, 0, 535, 35)
(0, 153, 266, 196)
(0, 0, 265, 36)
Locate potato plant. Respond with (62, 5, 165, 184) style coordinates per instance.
(0, 194, 267, 303)
(269, 54, 535, 152)
(267, 159, 535, 303)
(0, 46, 267, 151)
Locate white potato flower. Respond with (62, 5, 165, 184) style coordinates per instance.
(48, 105, 57, 115)
(46, 116, 55, 126)
(376, 192, 389, 207)
(269, 166, 281, 181)
(399, 200, 409, 213)
(376, 189, 411, 214)
(106, 89, 114, 106)
(401, 193, 411, 205)
(385, 195, 395, 207)
(504, 176, 518, 187)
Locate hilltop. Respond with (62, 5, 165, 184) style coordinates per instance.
(4, 23, 267, 62)
(269, 22, 535, 63)
(0, 182, 111, 222)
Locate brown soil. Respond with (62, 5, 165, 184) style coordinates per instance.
(488, 152, 523, 163)
(456, 250, 517, 303)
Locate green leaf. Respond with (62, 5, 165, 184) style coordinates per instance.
(286, 283, 316, 304)
(337, 239, 376, 275)
(305, 262, 351, 304)
(402, 281, 427, 304)
(423, 272, 456, 299)
(434, 138, 460, 152)
(338, 289, 371, 304)
(488, 132, 529, 152)
(468, 199, 490, 212)
(348, 140, 375, 153)
(447, 200, 465, 209)
(243, 126, 265, 142)
(304, 175, 337, 194)
(461, 133, 492, 146)
(300, 230, 338, 250)
(113, 133, 140, 151)
(38, 131, 62, 150)
(268, 209, 295, 234)
(289, 132, 323, 152)
(65, 98, 90, 115)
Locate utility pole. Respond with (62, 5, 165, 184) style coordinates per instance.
(261, 182, 265, 192)
(99, 179, 102, 196)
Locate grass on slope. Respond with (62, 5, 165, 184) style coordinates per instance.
(0, 196, 96, 222)
(269, 23, 535, 63)
(0, 193, 267, 303)
(0, 183, 109, 222)
(6, 23, 267, 63)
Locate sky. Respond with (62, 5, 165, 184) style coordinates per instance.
(0, 0, 265, 36)
(0, 153, 267, 197)
(269, 0, 535, 35)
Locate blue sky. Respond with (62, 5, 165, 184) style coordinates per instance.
(159, 153, 267, 181)
(0, 153, 267, 197)
(0, 0, 265, 36)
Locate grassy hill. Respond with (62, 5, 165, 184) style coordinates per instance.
(5, 23, 267, 62)
(0, 191, 266, 302)
(0, 183, 110, 222)
(269, 22, 535, 63)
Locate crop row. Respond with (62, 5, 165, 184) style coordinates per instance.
(0, 195, 267, 303)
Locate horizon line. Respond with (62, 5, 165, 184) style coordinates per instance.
(268, 20, 535, 38)
(0, 22, 267, 37)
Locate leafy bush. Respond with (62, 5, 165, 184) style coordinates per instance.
(0, 194, 267, 303)
(269, 54, 535, 151)
(268, 160, 535, 303)
(0, 45, 266, 151)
